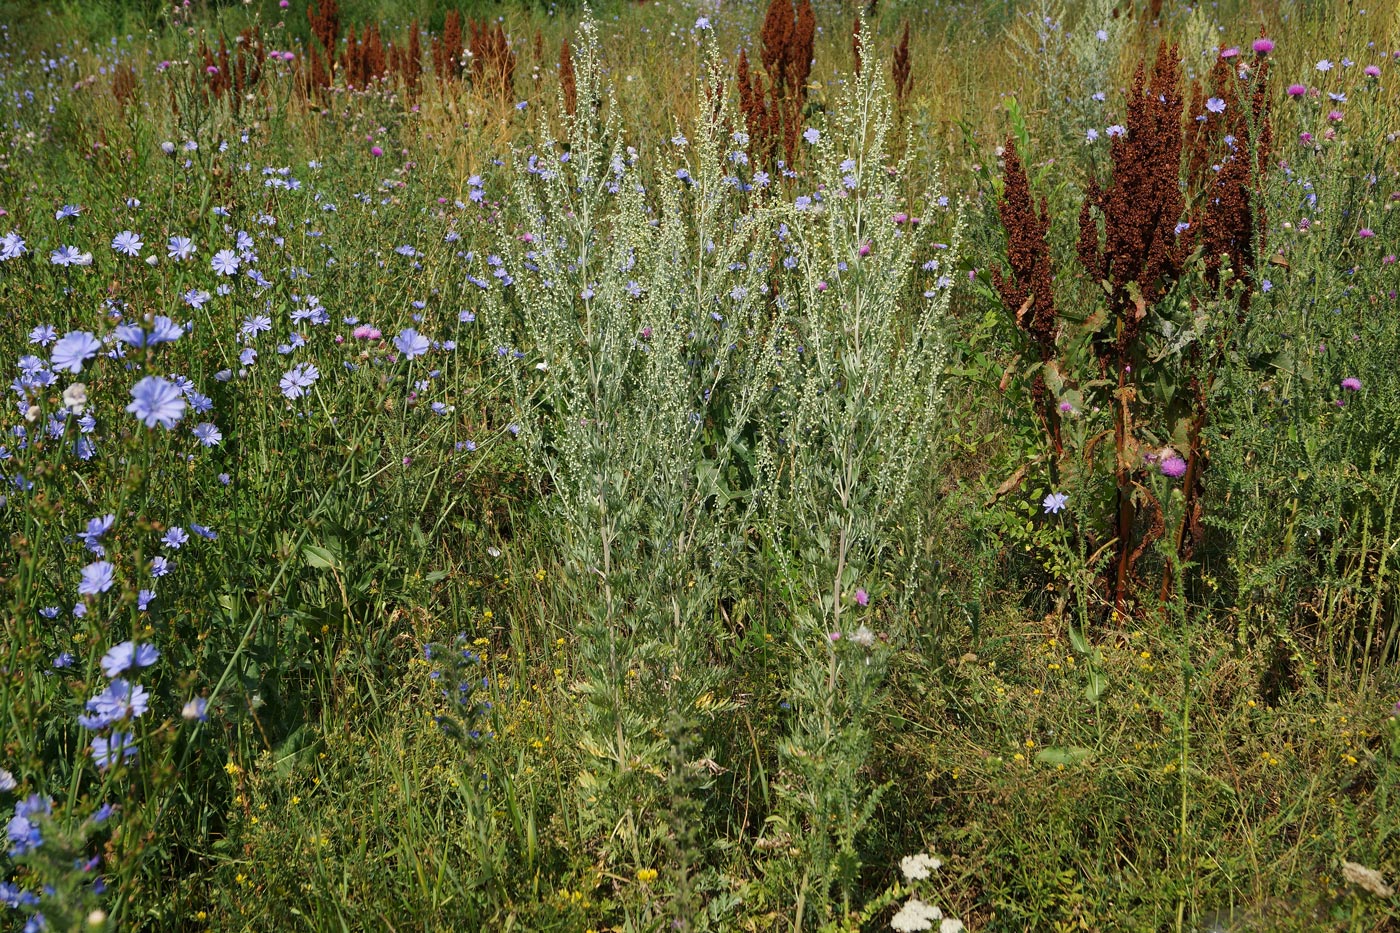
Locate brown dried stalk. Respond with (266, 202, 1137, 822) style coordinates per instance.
(308, 0, 340, 59)
(342, 23, 388, 90)
(740, 0, 816, 166)
(1162, 43, 1273, 593)
(892, 21, 912, 106)
(1077, 42, 1188, 615)
(1194, 51, 1272, 301)
(1078, 42, 1188, 363)
(737, 49, 779, 165)
(198, 28, 266, 115)
(433, 11, 464, 82)
(993, 137, 1063, 454)
(112, 65, 137, 109)
(559, 40, 577, 117)
(388, 20, 422, 94)
(852, 18, 862, 76)
(468, 20, 516, 102)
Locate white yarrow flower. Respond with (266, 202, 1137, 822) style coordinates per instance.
(62, 383, 88, 413)
(900, 852, 942, 881)
(891, 898, 941, 932)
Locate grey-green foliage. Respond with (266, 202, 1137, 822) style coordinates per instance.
(1007, 0, 1128, 146)
(483, 16, 781, 868)
(754, 19, 961, 927)
(488, 20, 775, 607)
(761, 22, 959, 631)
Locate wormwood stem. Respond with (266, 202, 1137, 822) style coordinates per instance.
(1176, 656, 1192, 933)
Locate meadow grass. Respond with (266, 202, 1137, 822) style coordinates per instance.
(1, 1, 1399, 931)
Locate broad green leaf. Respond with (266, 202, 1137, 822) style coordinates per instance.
(303, 544, 340, 571)
(1035, 746, 1093, 766)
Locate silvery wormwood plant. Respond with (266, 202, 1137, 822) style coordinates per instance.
(483, 18, 783, 869)
(753, 19, 964, 927)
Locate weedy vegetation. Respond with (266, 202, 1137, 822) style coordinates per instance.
(1, 0, 1399, 931)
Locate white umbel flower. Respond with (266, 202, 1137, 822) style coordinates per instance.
(891, 897, 940, 932)
(63, 383, 88, 413)
(900, 852, 942, 881)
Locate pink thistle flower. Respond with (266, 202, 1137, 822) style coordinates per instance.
(1342, 377, 1362, 391)
(1160, 456, 1188, 478)
(854, 588, 869, 607)
(1287, 83, 1307, 97)
(370, 146, 384, 157)
(1252, 37, 1275, 55)
(1365, 65, 1381, 77)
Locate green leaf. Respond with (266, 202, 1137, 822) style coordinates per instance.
(1035, 746, 1093, 766)
(1085, 669, 1109, 704)
(303, 544, 340, 571)
(1067, 625, 1090, 656)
